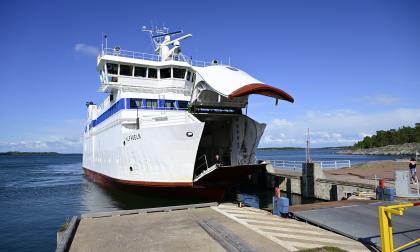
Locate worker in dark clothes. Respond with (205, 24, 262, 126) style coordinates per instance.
(409, 157, 418, 184)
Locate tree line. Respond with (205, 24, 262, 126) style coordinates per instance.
(353, 123, 420, 149)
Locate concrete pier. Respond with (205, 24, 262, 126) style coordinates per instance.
(60, 202, 369, 252)
(257, 161, 376, 201)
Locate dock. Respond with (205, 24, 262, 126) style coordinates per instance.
(59, 202, 370, 252)
(291, 200, 420, 252)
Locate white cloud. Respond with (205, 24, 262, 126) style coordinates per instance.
(363, 94, 400, 105)
(260, 108, 420, 147)
(0, 137, 82, 153)
(74, 43, 99, 56)
(271, 118, 294, 127)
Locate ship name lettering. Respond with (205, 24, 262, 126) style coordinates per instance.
(126, 134, 141, 142)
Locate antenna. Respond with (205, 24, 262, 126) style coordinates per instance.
(306, 128, 311, 163)
(141, 25, 192, 61)
(104, 34, 108, 50)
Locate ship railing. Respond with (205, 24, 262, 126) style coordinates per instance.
(196, 154, 209, 172)
(269, 160, 351, 171)
(99, 83, 192, 96)
(102, 48, 161, 61)
(101, 48, 218, 67)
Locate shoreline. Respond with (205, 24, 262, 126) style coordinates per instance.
(337, 142, 420, 156)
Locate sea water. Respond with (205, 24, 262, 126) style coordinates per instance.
(0, 150, 391, 251)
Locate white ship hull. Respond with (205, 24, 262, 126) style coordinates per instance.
(83, 109, 205, 187)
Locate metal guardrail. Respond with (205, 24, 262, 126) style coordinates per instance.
(379, 202, 420, 252)
(196, 154, 209, 172)
(101, 48, 215, 67)
(269, 160, 351, 171)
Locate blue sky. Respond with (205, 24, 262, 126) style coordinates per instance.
(1, 0, 419, 153)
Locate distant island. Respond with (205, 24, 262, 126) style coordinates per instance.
(353, 124, 419, 149)
(338, 123, 420, 155)
(338, 142, 420, 156)
(257, 147, 305, 151)
(1, 151, 62, 156)
(257, 146, 351, 151)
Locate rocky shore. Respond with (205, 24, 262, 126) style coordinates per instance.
(337, 142, 420, 156)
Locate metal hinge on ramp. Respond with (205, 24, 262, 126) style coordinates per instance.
(198, 218, 256, 252)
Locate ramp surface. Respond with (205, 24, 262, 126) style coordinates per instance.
(293, 201, 420, 251)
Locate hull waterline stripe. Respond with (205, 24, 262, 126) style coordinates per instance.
(83, 167, 193, 187)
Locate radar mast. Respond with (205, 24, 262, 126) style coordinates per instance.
(141, 26, 192, 61)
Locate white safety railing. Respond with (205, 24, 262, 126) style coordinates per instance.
(101, 48, 216, 67)
(269, 160, 351, 171)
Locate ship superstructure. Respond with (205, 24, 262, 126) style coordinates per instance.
(82, 27, 294, 198)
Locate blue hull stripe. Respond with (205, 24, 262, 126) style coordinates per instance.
(88, 98, 189, 129)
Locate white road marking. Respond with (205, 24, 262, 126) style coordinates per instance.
(212, 204, 369, 252)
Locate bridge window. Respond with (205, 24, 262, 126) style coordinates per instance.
(186, 71, 191, 81)
(178, 101, 189, 109)
(160, 68, 171, 79)
(134, 66, 147, 77)
(173, 68, 186, 79)
(130, 98, 142, 109)
(107, 63, 118, 75)
(120, 64, 133, 76)
(148, 68, 157, 79)
(165, 100, 176, 109)
(146, 99, 158, 109)
(191, 73, 196, 83)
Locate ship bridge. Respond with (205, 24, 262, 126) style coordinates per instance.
(96, 48, 196, 95)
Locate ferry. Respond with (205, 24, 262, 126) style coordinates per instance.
(82, 27, 294, 199)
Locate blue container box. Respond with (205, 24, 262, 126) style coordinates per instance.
(273, 197, 289, 216)
(384, 187, 395, 201)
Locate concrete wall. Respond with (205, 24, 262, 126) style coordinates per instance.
(315, 179, 375, 201)
(255, 162, 375, 201)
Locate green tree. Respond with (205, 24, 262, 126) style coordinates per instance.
(353, 124, 420, 149)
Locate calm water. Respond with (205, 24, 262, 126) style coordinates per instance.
(0, 150, 392, 251)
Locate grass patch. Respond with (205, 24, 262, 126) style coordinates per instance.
(58, 217, 70, 232)
(297, 247, 348, 252)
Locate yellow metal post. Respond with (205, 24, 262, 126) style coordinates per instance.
(379, 206, 391, 252)
(386, 211, 394, 251)
(378, 202, 418, 252)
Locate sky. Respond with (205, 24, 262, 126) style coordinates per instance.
(1, 0, 419, 153)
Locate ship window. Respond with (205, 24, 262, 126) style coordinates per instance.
(178, 101, 189, 109)
(130, 98, 142, 109)
(191, 73, 196, 83)
(120, 64, 133, 76)
(146, 99, 158, 109)
(148, 68, 157, 79)
(164, 100, 175, 109)
(134, 66, 147, 77)
(160, 68, 171, 79)
(186, 71, 191, 81)
(173, 68, 186, 79)
(107, 63, 118, 75)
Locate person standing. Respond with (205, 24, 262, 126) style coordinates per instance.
(409, 157, 418, 184)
